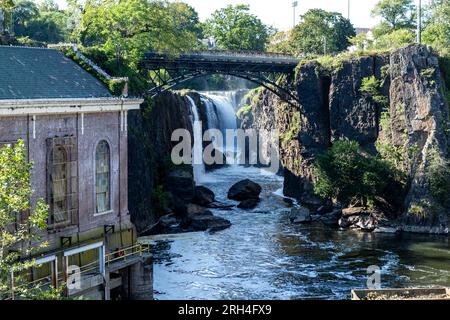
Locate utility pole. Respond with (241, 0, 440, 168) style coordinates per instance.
(292, 1, 298, 28)
(348, 0, 351, 20)
(416, 0, 422, 44)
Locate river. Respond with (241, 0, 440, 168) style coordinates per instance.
(144, 91, 450, 300)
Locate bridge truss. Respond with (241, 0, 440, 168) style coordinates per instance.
(139, 51, 300, 104)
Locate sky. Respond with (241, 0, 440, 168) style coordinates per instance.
(179, 0, 381, 30)
(52, 0, 421, 30)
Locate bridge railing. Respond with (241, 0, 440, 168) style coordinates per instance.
(144, 50, 299, 64)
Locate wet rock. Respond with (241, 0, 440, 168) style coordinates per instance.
(227, 179, 262, 201)
(193, 186, 215, 206)
(189, 215, 232, 232)
(207, 202, 235, 210)
(342, 207, 367, 217)
(165, 169, 195, 215)
(238, 198, 260, 209)
(373, 226, 399, 233)
(314, 205, 334, 215)
(159, 213, 178, 228)
(186, 203, 210, 216)
(320, 209, 342, 226)
(339, 210, 386, 231)
(289, 207, 311, 224)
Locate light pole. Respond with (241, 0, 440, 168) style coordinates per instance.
(416, 0, 422, 44)
(292, 1, 298, 28)
(348, 0, 351, 20)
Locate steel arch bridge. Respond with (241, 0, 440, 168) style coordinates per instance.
(139, 51, 300, 103)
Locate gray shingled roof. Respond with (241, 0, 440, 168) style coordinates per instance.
(0, 46, 112, 100)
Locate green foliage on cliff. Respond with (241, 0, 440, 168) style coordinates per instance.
(236, 104, 252, 119)
(281, 111, 301, 146)
(360, 76, 389, 106)
(427, 147, 450, 207)
(313, 140, 406, 208)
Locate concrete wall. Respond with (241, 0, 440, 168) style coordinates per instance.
(0, 111, 131, 251)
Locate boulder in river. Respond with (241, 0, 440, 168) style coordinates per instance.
(189, 214, 232, 232)
(193, 186, 215, 206)
(227, 179, 262, 201)
(238, 198, 260, 209)
(320, 209, 342, 226)
(339, 208, 386, 231)
(289, 207, 311, 224)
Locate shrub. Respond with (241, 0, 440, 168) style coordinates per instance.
(236, 104, 252, 119)
(360, 76, 388, 106)
(427, 148, 450, 207)
(313, 140, 406, 208)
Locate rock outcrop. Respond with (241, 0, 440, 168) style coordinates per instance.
(128, 92, 195, 233)
(384, 45, 450, 234)
(244, 44, 449, 234)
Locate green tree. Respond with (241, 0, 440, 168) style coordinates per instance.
(0, 140, 52, 299)
(267, 30, 293, 54)
(371, 28, 416, 50)
(12, 0, 68, 43)
(371, 0, 415, 37)
(290, 9, 355, 55)
(423, 1, 450, 55)
(76, 0, 201, 68)
(313, 140, 405, 208)
(0, 0, 15, 32)
(204, 4, 272, 51)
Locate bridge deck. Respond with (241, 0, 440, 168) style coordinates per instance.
(141, 51, 300, 73)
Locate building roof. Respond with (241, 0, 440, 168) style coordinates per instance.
(0, 46, 112, 100)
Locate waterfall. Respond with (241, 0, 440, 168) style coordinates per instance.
(200, 91, 243, 160)
(186, 96, 206, 183)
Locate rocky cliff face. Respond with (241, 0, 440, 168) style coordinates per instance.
(386, 45, 449, 233)
(244, 45, 450, 234)
(128, 92, 194, 232)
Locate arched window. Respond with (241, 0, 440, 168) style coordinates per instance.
(50, 145, 68, 224)
(95, 140, 111, 213)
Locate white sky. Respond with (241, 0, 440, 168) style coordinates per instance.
(179, 0, 381, 30)
(53, 0, 427, 31)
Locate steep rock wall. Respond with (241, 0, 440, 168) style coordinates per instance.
(386, 45, 450, 233)
(245, 45, 449, 233)
(128, 92, 194, 233)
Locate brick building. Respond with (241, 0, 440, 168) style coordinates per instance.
(0, 45, 151, 300)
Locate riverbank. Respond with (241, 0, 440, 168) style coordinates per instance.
(142, 166, 450, 300)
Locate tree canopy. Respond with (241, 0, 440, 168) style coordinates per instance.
(204, 4, 272, 51)
(371, 0, 416, 34)
(290, 9, 355, 55)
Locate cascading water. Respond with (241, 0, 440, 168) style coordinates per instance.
(200, 91, 245, 161)
(186, 96, 206, 183)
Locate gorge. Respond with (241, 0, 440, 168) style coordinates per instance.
(128, 44, 450, 299)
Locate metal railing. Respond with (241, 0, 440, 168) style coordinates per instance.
(106, 243, 151, 267)
(1, 242, 151, 300)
